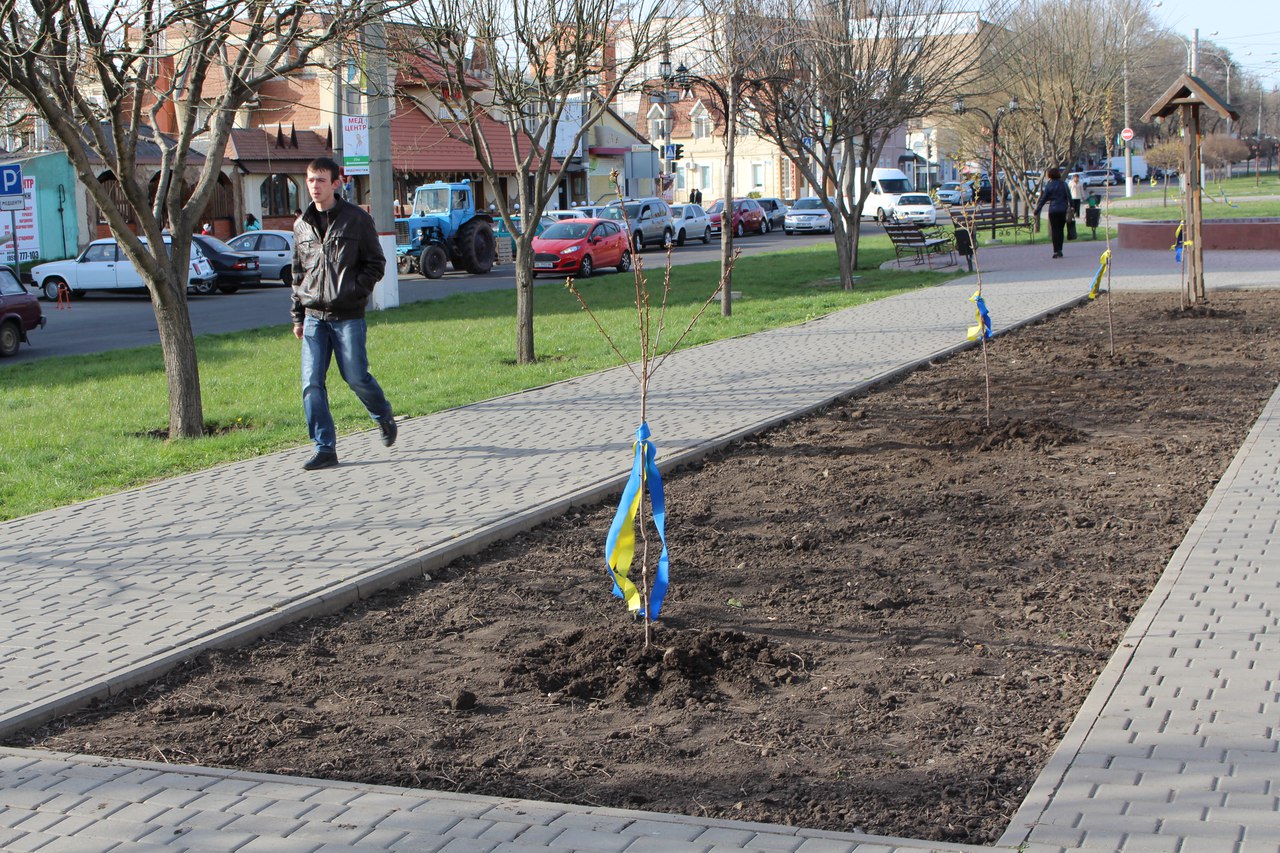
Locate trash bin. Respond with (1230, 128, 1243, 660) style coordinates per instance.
(953, 227, 975, 271)
(1085, 208, 1101, 229)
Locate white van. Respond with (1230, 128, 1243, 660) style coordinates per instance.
(853, 168, 914, 221)
(1106, 155, 1147, 182)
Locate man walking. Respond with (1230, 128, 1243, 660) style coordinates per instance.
(291, 156, 397, 471)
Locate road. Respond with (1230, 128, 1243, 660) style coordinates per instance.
(7, 230, 834, 365)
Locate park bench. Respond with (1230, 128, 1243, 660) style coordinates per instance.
(884, 222, 956, 269)
(948, 205, 1033, 242)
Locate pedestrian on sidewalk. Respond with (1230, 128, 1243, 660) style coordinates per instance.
(1034, 167, 1072, 259)
(1067, 173, 1084, 218)
(291, 156, 397, 471)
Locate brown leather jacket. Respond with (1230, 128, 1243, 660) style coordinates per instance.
(290, 198, 385, 323)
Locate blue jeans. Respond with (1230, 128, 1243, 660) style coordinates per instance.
(301, 316, 392, 454)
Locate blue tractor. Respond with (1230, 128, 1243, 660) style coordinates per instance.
(394, 181, 496, 279)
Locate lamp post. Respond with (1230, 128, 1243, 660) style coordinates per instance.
(1119, 4, 1156, 199)
(952, 96, 1021, 240)
(659, 49, 674, 200)
(1200, 49, 1234, 135)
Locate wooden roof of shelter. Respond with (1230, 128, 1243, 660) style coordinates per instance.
(1142, 73, 1240, 123)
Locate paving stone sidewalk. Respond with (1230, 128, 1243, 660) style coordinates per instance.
(2, 245, 1278, 851)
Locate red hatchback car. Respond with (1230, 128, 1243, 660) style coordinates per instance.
(531, 218, 633, 278)
(706, 198, 767, 237)
(0, 264, 45, 357)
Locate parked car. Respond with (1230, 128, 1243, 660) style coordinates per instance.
(0, 264, 44, 357)
(783, 197, 834, 234)
(574, 205, 612, 219)
(891, 193, 938, 226)
(706, 198, 766, 236)
(756, 197, 788, 231)
(935, 181, 973, 205)
(669, 203, 712, 245)
(1082, 169, 1122, 187)
(225, 230, 294, 286)
(531, 219, 631, 278)
(191, 233, 263, 292)
(545, 209, 589, 220)
(603, 197, 675, 252)
(30, 237, 219, 300)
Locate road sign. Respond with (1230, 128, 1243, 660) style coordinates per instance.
(0, 163, 21, 196)
(0, 195, 26, 211)
(1121, 127, 1134, 142)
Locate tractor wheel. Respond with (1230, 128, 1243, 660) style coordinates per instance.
(455, 219, 496, 274)
(420, 245, 448, 279)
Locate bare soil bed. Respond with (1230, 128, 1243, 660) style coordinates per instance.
(13, 290, 1280, 845)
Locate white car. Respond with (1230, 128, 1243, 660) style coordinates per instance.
(669, 203, 712, 245)
(784, 197, 834, 234)
(225, 230, 295, 286)
(935, 181, 973, 205)
(891, 193, 938, 226)
(31, 237, 219, 301)
(545, 209, 589, 221)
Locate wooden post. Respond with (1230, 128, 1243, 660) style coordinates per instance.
(1180, 103, 1205, 305)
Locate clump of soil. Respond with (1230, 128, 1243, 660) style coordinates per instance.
(12, 291, 1280, 845)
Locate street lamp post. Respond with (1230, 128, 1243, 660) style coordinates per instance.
(659, 50, 674, 199)
(952, 96, 1020, 240)
(1119, 5, 1157, 199)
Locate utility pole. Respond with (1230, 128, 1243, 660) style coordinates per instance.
(363, 0, 399, 309)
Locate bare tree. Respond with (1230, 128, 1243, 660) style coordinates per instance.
(0, 0, 382, 437)
(750, 0, 1007, 287)
(671, 2, 781, 315)
(397, 0, 671, 365)
(993, 0, 1164, 188)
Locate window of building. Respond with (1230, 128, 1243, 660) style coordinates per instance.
(261, 174, 298, 217)
(691, 103, 713, 139)
(699, 165, 712, 190)
(751, 162, 765, 189)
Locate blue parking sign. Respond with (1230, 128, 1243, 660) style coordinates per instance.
(0, 163, 21, 197)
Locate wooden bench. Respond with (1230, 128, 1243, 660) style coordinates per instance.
(948, 205, 1032, 241)
(884, 222, 956, 269)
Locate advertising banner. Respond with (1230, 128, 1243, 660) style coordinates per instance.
(342, 115, 370, 176)
(0, 175, 40, 264)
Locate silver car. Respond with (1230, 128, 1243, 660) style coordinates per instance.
(225, 230, 295, 286)
(669, 204, 712, 245)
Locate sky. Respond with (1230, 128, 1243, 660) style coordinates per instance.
(1150, 0, 1280, 86)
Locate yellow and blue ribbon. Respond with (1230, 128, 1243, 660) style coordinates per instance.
(1088, 249, 1111, 299)
(604, 422, 669, 619)
(1172, 221, 1184, 263)
(967, 289, 992, 341)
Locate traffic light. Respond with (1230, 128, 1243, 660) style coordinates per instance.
(671, 144, 684, 161)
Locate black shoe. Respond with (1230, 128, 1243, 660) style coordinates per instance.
(303, 451, 339, 471)
(379, 416, 398, 447)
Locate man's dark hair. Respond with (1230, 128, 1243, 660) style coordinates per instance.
(1046, 167, 1062, 180)
(307, 157, 341, 181)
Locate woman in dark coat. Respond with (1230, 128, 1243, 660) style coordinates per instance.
(1034, 167, 1072, 258)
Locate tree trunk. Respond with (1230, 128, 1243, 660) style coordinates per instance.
(833, 221, 857, 290)
(720, 78, 739, 317)
(151, 280, 205, 439)
(514, 235, 536, 364)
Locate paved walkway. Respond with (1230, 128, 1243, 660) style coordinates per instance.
(2, 243, 1279, 851)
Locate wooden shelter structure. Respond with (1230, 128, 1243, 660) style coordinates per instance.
(1142, 75, 1240, 306)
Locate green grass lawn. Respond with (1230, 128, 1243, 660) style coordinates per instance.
(0, 239, 957, 521)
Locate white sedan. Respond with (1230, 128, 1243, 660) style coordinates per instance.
(891, 193, 938, 226)
(31, 237, 219, 301)
(669, 203, 712, 245)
